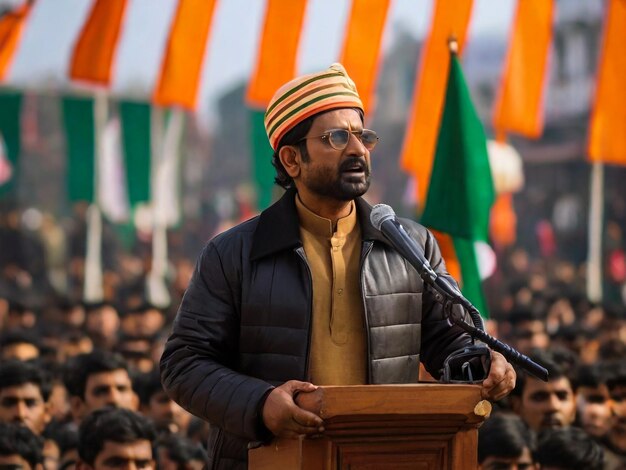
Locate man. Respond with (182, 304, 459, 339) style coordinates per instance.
(0, 361, 51, 435)
(510, 349, 576, 432)
(83, 302, 120, 350)
(76, 408, 156, 470)
(63, 350, 138, 423)
(604, 362, 626, 469)
(478, 413, 537, 469)
(161, 63, 516, 469)
(575, 363, 612, 440)
(0, 423, 44, 470)
(0, 330, 40, 362)
(534, 427, 604, 470)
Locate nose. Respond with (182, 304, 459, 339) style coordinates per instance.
(344, 131, 368, 157)
(14, 401, 28, 421)
(546, 393, 561, 412)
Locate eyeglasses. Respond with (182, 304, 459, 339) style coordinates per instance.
(299, 128, 379, 151)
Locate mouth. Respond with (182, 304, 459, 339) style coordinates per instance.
(340, 160, 368, 178)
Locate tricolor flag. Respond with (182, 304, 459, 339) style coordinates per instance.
(421, 52, 495, 318)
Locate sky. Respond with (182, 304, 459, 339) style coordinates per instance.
(6, 0, 515, 126)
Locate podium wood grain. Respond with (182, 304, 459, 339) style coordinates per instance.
(249, 384, 491, 469)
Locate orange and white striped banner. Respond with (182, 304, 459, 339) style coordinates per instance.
(246, 0, 308, 108)
(339, 0, 391, 114)
(68, 0, 128, 85)
(0, 1, 33, 81)
(153, 0, 218, 110)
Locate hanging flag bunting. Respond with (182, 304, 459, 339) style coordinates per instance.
(400, 0, 473, 208)
(246, 0, 308, 209)
(68, 0, 128, 85)
(119, 101, 151, 208)
(62, 96, 95, 202)
(0, 0, 33, 81)
(588, 0, 626, 164)
(339, 0, 391, 114)
(153, 0, 217, 110)
(0, 90, 22, 198)
(98, 116, 129, 222)
(493, 0, 553, 141)
(421, 52, 495, 318)
(246, 0, 308, 108)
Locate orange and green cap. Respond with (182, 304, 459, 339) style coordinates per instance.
(264, 63, 363, 150)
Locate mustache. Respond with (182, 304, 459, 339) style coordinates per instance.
(339, 157, 369, 174)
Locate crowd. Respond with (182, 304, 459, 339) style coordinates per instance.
(0, 201, 625, 470)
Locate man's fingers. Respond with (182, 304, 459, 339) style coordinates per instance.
(284, 380, 318, 394)
(292, 407, 324, 428)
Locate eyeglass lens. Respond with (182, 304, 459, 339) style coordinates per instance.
(328, 129, 378, 150)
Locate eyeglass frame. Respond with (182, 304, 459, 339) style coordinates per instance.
(297, 128, 379, 151)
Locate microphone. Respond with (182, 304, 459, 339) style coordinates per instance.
(369, 203, 549, 382)
(370, 204, 439, 284)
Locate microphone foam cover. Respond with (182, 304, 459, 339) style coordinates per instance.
(370, 204, 396, 231)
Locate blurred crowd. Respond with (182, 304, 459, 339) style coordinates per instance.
(0, 197, 625, 470)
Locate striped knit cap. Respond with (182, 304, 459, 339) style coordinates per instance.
(264, 63, 363, 150)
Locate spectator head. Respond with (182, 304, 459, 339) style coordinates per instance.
(120, 303, 165, 338)
(478, 413, 537, 469)
(77, 408, 156, 470)
(606, 362, 626, 453)
(58, 330, 94, 362)
(0, 361, 51, 435)
(6, 300, 37, 330)
(115, 335, 154, 374)
(534, 427, 604, 470)
(155, 435, 207, 470)
(56, 299, 85, 329)
(63, 350, 137, 421)
(83, 302, 120, 350)
(135, 371, 191, 435)
(575, 363, 612, 439)
(0, 423, 44, 470)
(511, 350, 577, 432)
(506, 307, 549, 354)
(0, 330, 40, 362)
(45, 423, 78, 470)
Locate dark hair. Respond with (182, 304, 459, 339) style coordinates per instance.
(478, 413, 536, 463)
(156, 434, 208, 468)
(272, 107, 364, 188)
(511, 349, 577, 397)
(43, 421, 79, 457)
(134, 370, 165, 406)
(534, 427, 603, 469)
(78, 408, 156, 466)
(63, 350, 129, 399)
(0, 329, 40, 351)
(606, 361, 626, 391)
(0, 360, 52, 401)
(0, 422, 44, 468)
(576, 363, 609, 388)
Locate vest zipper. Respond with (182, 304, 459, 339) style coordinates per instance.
(295, 247, 313, 381)
(360, 240, 374, 383)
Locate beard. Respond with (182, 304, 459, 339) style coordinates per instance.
(302, 156, 371, 201)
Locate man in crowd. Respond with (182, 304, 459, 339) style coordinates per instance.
(0, 423, 44, 470)
(478, 413, 537, 469)
(63, 350, 137, 423)
(0, 361, 51, 435)
(510, 349, 576, 432)
(161, 63, 516, 469)
(76, 408, 156, 470)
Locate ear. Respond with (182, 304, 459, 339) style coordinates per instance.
(278, 145, 301, 179)
(69, 396, 85, 421)
(510, 395, 521, 414)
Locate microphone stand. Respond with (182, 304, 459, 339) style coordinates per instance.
(422, 270, 549, 382)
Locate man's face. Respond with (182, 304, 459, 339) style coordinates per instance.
(144, 391, 190, 433)
(85, 307, 119, 340)
(80, 440, 154, 470)
(0, 454, 37, 470)
(608, 384, 626, 451)
(295, 109, 371, 202)
(577, 384, 612, 438)
(513, 376, 576, 431)
(511, 320, 549, 354)
(0, 383, 49, 434)
(77, 369, 137, 417)
(1, 342, 39, 362)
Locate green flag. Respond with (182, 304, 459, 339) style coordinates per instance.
(62, 96, 95, 203)
(0, 91, 22, 199)
(249, 109, 275, 210)
(119, 101, 151, 208)
(421, 55, 495, 317)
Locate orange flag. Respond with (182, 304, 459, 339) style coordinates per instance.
(493, 0, 553, 141)
(69, 0, 128, 85)
(0, 1, 33, 81)
(153, 0, 218, 110)
(399, 0, 473, 206)
(588, 0, 626, 164)
(246, 0, 308, 108)
(339, 0, 391, 114)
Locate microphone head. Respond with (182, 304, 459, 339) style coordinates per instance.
(370, 204, 396, 231)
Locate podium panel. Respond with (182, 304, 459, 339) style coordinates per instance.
(249, 384, 490, 470)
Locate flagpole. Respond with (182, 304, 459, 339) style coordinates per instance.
(587, 161, 604, 302)
(83, 90, 107, 302)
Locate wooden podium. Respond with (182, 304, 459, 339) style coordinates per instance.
(249, 384, 491, 470)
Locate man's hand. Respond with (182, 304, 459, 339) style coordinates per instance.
(262, 380, 324, 438)
(481, 351, 516, 401)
